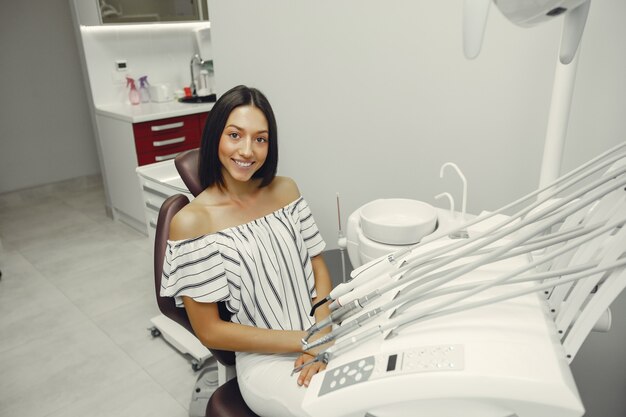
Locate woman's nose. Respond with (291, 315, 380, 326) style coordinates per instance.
(239, 138, 253, 157)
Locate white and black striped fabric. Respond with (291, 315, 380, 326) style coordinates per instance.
(161, 197, 326, 331)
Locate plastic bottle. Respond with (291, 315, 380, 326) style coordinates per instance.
(126, 76, 140, 105)
(138, 76, 151, 103)
(197, 69, 209, 96)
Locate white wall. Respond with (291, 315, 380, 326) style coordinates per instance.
(80, 22, 211, 107)
(0, 0, 99, 194)
(207, 0, 623, 249)
(207, 1, 625, 416)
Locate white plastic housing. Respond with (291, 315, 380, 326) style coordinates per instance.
(359, 199, 438, 245)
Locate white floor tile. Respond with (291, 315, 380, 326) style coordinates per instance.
(0, 251, 84, 354)
(91, 295, 179, 369)
(0, 314, 142, 417)
(144, 348, 208, 409)
(0, 177, 196, 417)
(43, 368, 188, 417)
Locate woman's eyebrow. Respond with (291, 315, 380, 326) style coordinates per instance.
(226, 124, 268, 135)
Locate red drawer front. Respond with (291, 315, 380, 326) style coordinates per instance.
(133, 115, 199, 138)
(136, 141, 200, 166)
(133, 112, 208, 166)
(134, 129, 198, 154)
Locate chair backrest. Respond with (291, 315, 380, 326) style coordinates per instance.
(154, 194, 195, 334)
(175, 148, 203, 197)
(154, 193, 236, 366)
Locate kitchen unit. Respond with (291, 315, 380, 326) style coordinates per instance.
(95, 101, 213, 232)
(68, 7, 214, 233)
(72, 0, 208, 25)
(100, 0, 208, 24)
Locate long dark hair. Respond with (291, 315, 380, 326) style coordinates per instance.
(198, 85, 278, 189)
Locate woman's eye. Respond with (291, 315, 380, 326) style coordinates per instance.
(256, 137, 268, 143)
(228, 132, 240, 139)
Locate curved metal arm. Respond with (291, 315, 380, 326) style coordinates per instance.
(440, 162, 467, 221)
(189, 54, 204, 96)
(434, 192, 455, 215)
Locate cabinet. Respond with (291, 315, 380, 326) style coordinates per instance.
(100, 0, 208, 24)
(136, 160, 193, 242)
(133, 114, 204, 166)
(73, 0, 208, 25)
(95, 110, 208, 233)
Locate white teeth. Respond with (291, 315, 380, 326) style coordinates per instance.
(234, 160, 253, 167)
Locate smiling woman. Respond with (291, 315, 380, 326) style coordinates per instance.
(161, 85, 334, 417)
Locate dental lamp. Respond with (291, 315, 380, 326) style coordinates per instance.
(463, 0, 591, 64)
(464, 0, 592, 189)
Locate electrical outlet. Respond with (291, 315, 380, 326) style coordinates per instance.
(115, 59, 128, 72)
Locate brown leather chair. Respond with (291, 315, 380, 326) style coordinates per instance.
(153, 148, 259, 417)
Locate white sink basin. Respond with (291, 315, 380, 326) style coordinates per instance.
(360, 198, 438, 245)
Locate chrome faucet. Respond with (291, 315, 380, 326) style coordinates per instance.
(190, 53, 205, 96)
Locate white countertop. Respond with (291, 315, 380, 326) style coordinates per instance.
(136, 159, 190, 193)
(95, 100, 214, 123)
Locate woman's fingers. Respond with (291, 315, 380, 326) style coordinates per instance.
(297, 361, 327, 387)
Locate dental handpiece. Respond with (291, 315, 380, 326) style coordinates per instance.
(308, 254, 403, 318)
(303, 290, 383, 343)
(302, 307, 383, 351)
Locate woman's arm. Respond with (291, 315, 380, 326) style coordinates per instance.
(295, 254, 334, 386)
(183, 254, 333, 356)
(182, 298, 307, 353)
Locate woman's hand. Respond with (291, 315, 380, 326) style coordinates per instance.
(294, 352, 326, 387)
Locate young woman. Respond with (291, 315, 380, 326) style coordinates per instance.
(161, 85, 333, 417)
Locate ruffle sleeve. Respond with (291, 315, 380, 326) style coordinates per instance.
(161, 235, 230, 308)
(290, 197, 326, 299)
(293, 197, 326, 258)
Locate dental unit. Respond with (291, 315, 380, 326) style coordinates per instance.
(294, 2, 621, 413)
(310, 142, 626, 318)
(304, 142, 626, 345)
(295, 142, 626, 417)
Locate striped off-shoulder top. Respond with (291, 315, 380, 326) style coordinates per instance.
(161, 196, 326, 331)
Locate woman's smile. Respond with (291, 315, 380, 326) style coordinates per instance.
(218, 104, 269, 184)
(232, 158, 254, 168)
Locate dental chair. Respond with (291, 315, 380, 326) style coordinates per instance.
(154, 148, 259, 417)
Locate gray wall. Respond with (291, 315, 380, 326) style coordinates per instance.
(207, 1, 625, 416)
(0, 0, 99, 194)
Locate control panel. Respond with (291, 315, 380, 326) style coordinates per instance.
(317, 344, 464, 397)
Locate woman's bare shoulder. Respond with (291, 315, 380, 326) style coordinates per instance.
(270, 176, 301, 205)
(168, 202, 213, 241)
(169, 188, 227, 240)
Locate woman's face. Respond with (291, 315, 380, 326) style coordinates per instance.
(218, 105, 270, 184)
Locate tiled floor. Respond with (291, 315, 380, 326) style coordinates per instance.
(0, 176, 198, 417)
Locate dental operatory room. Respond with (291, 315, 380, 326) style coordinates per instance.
(2, 0, 626, 416)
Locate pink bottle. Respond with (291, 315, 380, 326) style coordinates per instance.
(126, 76, 140, 105)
